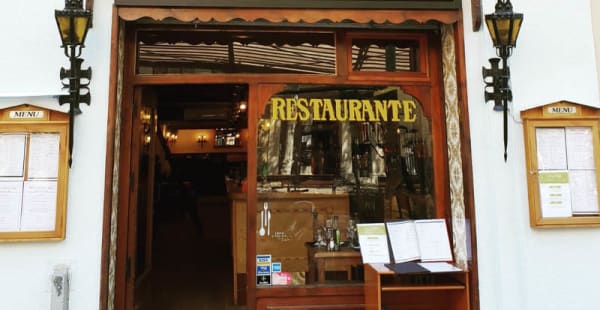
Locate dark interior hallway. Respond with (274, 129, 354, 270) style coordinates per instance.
(139, 154, 246, 310)
(143, 207, 241, 309)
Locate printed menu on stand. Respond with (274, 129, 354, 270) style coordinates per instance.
(356, 223, 390, 264)
(356, 219, 459, 274)
(385, 219, 453, 263)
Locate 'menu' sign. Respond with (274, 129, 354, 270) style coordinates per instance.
(270, 97, 417, 122)
(9, 110, 45, 119)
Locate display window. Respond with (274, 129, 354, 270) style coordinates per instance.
(254, 82, 443, 286)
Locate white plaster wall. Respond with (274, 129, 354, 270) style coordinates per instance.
(462, 0, 600, 309)
(593, 1, 600, 92)
(0, 1, 112, 309)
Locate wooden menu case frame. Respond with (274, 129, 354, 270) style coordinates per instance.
(0, 104, 70, 241)
(521, 101, 600, 228)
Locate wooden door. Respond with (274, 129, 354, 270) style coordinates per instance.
(117, 86, 158, 310)
(132, 87, 158, 308)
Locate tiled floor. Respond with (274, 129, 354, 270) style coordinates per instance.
(140, 206, 246, 310)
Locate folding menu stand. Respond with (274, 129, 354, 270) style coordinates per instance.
(364, 263, 469, 310)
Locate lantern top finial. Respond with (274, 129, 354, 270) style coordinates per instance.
(65, 0, 84, 10)
(495, 0, 513, 13)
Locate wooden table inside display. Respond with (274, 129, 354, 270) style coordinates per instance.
(364, 263, 470, 310)
(306, 245, 362, 283)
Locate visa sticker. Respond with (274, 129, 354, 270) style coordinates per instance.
(257, 265, 271, 275)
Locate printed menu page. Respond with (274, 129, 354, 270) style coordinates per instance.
(536, 127, 599, 217)
(357, 223, 390, 264)
(386, 219, 453, 263)
(569, 170, 599, 214)
(414, 219, 453, 262)
(565, 127, 594, 170)
(539, 171, 573, 218)
(536, 128, 567, 170)
(0, 181, 24, 232)
(0, 134, 26, 177)
(0, 126, 64, 236)
(28, 133, 60, 179)
(385, 221, 420, 263)
(20, 181, 57, 231)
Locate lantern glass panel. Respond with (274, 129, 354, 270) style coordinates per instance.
(73, 15, 90, 44)
(56, 15, 71, 45)
(494, 18, 512, 46)
(510, 17, 523, 46)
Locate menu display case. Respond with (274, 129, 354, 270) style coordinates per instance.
(0, 105, 70, 241)
(522, 101, 600, 227)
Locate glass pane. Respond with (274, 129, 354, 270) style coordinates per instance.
(256, 84, 435, 287)
(352, 38, 419, 72)
(136, 30, 336, 75)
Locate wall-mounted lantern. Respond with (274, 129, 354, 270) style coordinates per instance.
(482, 0, 523, 161)
(55, 0, 92, 166)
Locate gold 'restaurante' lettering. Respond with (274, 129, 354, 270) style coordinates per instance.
(349, 99, 361, 121)
(271, 97, 286, 120)
(270, 97, 418, 122)
(297, 98, 310, 121)
(285, 98, 297, 120)
(334, 99, 348, 121)
(312, 99, 324, 121)
(403, 100, 417, 122)
(322, 99, 336, 121)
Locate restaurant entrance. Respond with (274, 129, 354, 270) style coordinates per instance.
(108, 7, 476, 310)
(120, 84, 249, 309)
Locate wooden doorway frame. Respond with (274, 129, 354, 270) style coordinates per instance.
(99, 6, 479, 310)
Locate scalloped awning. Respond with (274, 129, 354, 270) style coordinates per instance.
(115, 0, 460, 10)
(117, 7, 460, 26)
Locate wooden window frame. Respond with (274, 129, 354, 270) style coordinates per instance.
(345, 32, 429, 82)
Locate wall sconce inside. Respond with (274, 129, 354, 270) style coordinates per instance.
(197, 135, 208, 147)
(165, 131, 178, 144)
